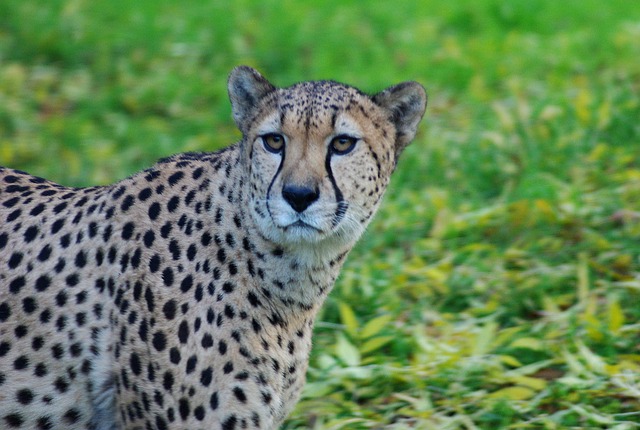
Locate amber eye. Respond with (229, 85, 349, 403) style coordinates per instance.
(261, 133, 285, 153)
(330, 135, 358, 155)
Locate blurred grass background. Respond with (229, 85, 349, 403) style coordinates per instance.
(1, 0, 640, 428)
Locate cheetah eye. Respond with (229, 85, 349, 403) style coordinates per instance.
(330, 135, 358, 155)
(261, 133, 285, 153)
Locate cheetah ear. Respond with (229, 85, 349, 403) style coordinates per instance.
(373, 81, 427, 155)
(228, 66, 276, 134)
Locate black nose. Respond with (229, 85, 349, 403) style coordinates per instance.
(282, 185, 319, 213)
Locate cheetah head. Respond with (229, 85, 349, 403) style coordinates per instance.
(228, 66, 426, 251)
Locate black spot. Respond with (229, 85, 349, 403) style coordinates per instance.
(53, 202, 68, 214)
(194, 284, 203, 302)
(167, 196, 180, 212)
(186, 244, 197, 261)
(155, 415, 168, 430)
(194, 405, 205, 421)
(34, 363, 47, 377)
(54, 258, 66, 273)
(75, 313, 86, 327)
(185, 190, 196, 206)
(56, 315, 67, 331)
(0, 303, 10, 322)
(149, 254, 161, 272)
(121, 194, 135, 211)
(130, 353, 142, 375)
(163, 371, 174, 390)
(16, 388, 34, 405)
(39, 309, 51, 324)
(24, 225, 39, 242)
(193, 167, 203, 179)
(178, 321, 189, 344)
(223, 361, 233, 374)
(168, 171, 184, 186)
(51, 219, 65, 234)
(143, 230, 155, 247)
(209, 392, 219, 410)
(252, 318, 262, 333)
(200, 367, 213, 386)
(37, 245, 52, 262)
(201, 333, 214, 348)
(153, 332, 167, 351)
(138, 187, 152, 201)
(162, 267, 174, 286)
(35, 276, 51, 292)
(228, 262, 238, 275)
(112, 186, 126, 200)
(4, 413, 24, 427)
(169, 240, 181, 260)
(218, 340, 227, 355)
(222, 282, 234, 293)
(186, 356, 197, 374)
(36, 416, 53, 430)
(179, 274, 194, 293)
(224, 305, 235, 319)
(0, 341, 11, 357)
(66, 273, 79, 287)
(137, 318, 149, 343)
(22, 297, 37, 314)
(9, 277, 25, 294)
(235, 371, 249, 380)
(247, 292, 261, 307)
(179, 397, 190, 420)
(222, 415, 237, 430)
(130, 248, 142, 268)
(169, 347, 181, 364)
(8, 252, 23, 269)
(14, 355, 29, 370)
(60, 234, 71, 248)
(145, 287, 155, 312)
(15, 325, 27, 338)
(32, 336, 44, 351)
(121, 222, 135, 240)
(148, 202, 161, 220)
(54, 377, 69, 393)
(251, 412, 261, 427)
(201, 232, 212, 246)
(162, 300, 177, 320)
(76, 291, 87, 304)
(63, 408, 81, 424)
(160, 222, 172, 238)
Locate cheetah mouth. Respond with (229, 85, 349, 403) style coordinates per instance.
(283, 220, 323, 232)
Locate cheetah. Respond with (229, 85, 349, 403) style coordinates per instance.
(0, 66, 427, 429)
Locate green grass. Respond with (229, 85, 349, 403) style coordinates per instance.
(2, 0, 640, 428)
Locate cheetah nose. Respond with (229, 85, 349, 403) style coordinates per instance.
(282, 185, 319, 213)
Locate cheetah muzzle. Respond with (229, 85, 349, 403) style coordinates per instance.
(0, 66, 427, 430)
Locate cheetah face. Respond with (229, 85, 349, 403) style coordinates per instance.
(228, 67, 426, 249)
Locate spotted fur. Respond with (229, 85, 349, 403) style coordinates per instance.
(0, 66, 426, 429)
